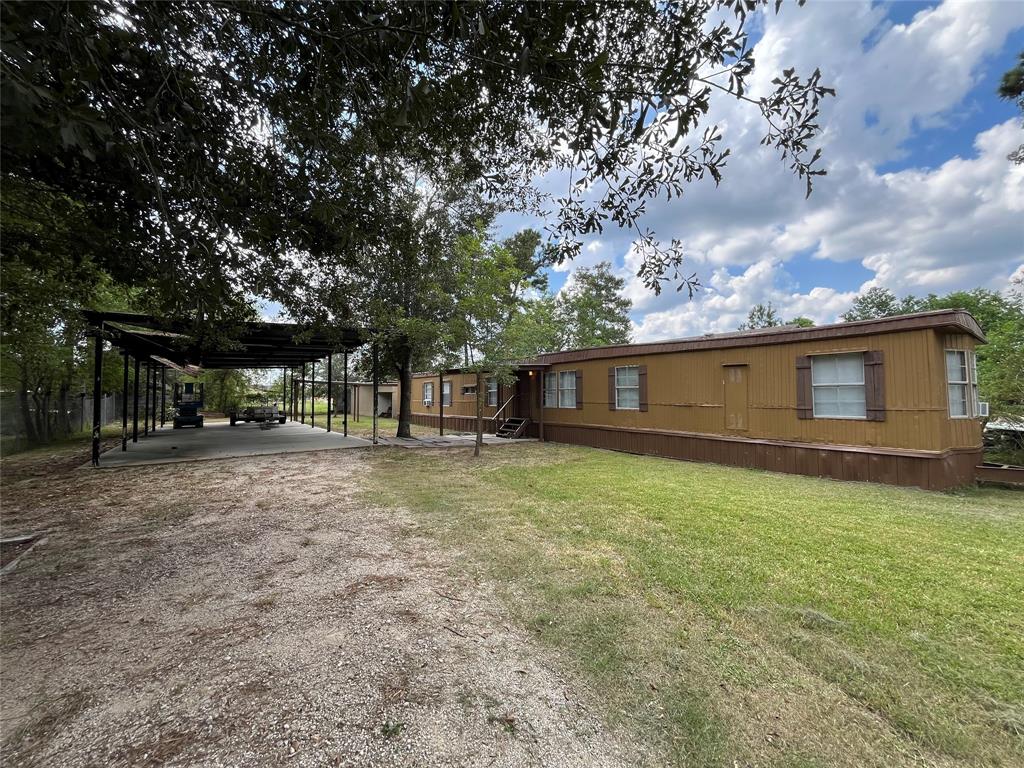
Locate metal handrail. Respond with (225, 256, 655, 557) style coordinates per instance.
(488, 393, 517, 426)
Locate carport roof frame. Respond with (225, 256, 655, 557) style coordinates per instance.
(83, 310, 366, 369)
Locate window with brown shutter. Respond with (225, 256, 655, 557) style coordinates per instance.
(806, 353, 872, 420)
(607, 367, 616, 410)
(864, 350, 886, 421)
(638, 365, 648, 412)
(575, 370, 583, 409)
(612, 366, 641, 409)
(796, 355, 812, 419)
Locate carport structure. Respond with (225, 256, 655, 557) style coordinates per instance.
(83, 311, 382, 466)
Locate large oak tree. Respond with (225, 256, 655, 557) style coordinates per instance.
(3, 0, 833, 321)
(2, 1, 833, 443)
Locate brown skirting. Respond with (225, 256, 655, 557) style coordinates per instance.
(540, 422, 981, 491)
(409, 413, 497, 434)
(975, 464, 1024, 487)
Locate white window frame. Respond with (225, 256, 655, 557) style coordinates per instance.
(558, 370, 576, 408)
(486, 378, 498, 407)
(543, 372, 557, 408)
(441, 380, 452, 407)
(422, 381, 434, 407)
(544, 371, 576, 408)
(945, 349, 978, 419)
(614, 366, 640, 410)
(810, 352, 866, 420)
(971, 351, 980, 416)
(461, 384, 477, 396)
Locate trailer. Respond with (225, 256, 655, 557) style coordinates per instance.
(228, 402, 286, 426)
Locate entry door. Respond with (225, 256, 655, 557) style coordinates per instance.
(723, 365, 749, 431)
(515, 372, 533, 420)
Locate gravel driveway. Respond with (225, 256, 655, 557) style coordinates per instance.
(1, 446, 642, 767)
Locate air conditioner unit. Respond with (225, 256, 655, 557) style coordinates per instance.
(977, 402, 989, 418)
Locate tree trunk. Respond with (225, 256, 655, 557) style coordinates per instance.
(396, 344, 413, 439)
(42, 390, 53, 443)
(57, 383, 71, 437)
(59, 326, 76, 437)
(474, 371, 484, 457)
(18, 388, 40, 447)
(32, 391, 46, 444)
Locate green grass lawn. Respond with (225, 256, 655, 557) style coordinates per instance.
(300, 412, 459, 439)
(364, 443, 1024, 767)
(296, 415, 428, 438)
(341, 416, 437, 439)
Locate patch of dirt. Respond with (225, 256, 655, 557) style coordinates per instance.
(0, 445, 644, 767)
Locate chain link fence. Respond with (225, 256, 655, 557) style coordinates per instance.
(0, 393, 127, 454)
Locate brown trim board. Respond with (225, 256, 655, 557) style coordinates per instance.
(975, 464, 1024, 487)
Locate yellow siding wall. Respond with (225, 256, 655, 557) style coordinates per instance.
(537, 328, 981, 452)
(939, 333, 984, 450)
(410, 373, 504, 419)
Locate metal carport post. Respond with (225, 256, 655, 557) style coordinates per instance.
(160, 366, 166, 428)
(151, 364, 158, 430)
(143, 361, 150, 436)
(327, 354, 333, 433)
(91, 328, 103, 467)
(310, 360, 316, 428)
(372, 341, 379, 445)
(293, 368, 299, 421)
(300, 363, 306, 425)
(132, 357, 140, 442)
(342, 351, 348, 437)
(291, 369, 297, 421)
(121, 351, 129, 451)
(152, 364, 157, 429)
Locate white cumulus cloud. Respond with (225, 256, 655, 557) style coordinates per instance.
(613, 0, 1024, 340)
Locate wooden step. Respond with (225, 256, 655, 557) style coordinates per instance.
(495, 416, 530, 439)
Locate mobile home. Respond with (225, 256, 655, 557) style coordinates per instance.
(410, 310, 986, 490)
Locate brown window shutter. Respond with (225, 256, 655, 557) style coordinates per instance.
(607, 367, 616, 410)
(864, 350, 886, 421)
(638, 365, 648, 412)
(796, 355, 813, 419)
(575, 370, 583, 409)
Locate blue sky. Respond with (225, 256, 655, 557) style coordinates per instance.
(876, 15, 1022, 173)
(262, 2, 1022, 340)
(497, 1, 1024, 340)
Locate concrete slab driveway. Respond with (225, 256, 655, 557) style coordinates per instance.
(94, 420, 371, 468)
